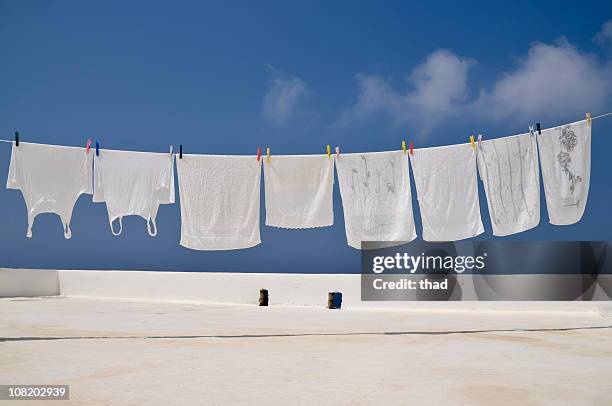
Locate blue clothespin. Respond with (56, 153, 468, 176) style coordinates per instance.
(536, 123, 541, 135)
(95, 140, 100, 156)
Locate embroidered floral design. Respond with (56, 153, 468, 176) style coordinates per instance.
(556, 126, 582, 194)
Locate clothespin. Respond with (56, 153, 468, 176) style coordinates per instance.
(327, 144, 331, 158)
(409, 141, 414, 156)
(15, 131, 19, 147)
(529, 125, 534, 136)
(536, 123, 541, 135)
(470, 135, 475, 150)
(179, 145, 183, 159)
(402, 140, 406, 155)
(257, 147, 261, 161)
(95, 140, 100, 156)
(86, 139, 92, 154)
(266, 147, 270, 163)
(169, 145, 173, 156)
(586, 112, 591, 127)
(335, 146, 340, 157)
(477, 134, 482, 147)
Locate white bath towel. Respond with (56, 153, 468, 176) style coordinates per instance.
(336, 150, 416, 249)
(176, 154, 262, 250)
(477, 133, 540, 236)
(410, 144, 484, 241)
(7, 142, 93, 239)
(264, 154, 334, 229)
(537, 120, 591, 225)
(94, 149, 175, 236)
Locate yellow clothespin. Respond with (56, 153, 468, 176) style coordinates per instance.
(266, 147, 270, 163)
(326, 144, 331, 158)
(586, 112, 591, 127)
(470, 135, 475, 150)
(402, 140, 406, 155)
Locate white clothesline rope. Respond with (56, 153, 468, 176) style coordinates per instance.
(0, 112, 611, 151)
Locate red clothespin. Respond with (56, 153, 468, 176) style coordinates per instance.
(409, 141, 414, 156)
(85, 139, 92, 154)
(257, 147, 261, 161)
(335, 146, 340, 157)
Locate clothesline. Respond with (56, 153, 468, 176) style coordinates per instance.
(0, 111, 610, 152)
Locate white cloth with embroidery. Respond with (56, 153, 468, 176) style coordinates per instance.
(264, 154, 334, 229)
(336, 150, 416, 249)
(7, 142, 93, 239)
(537, 120, 591, 225)
(410, 144, 484, 241)
(176, 154, 262, 250)
(94, 149, 175, 236)
(477, 133, 540, 236)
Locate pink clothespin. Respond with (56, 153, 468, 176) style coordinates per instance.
(335, 146, 340, 157)
(85, 139, 92, 154)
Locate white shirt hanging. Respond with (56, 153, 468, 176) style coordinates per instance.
(7, 142, 93, 239)
(477, 132, 540, 236)
(410, 143, 484, 241)
(93, 149, 175, 236)
(537, 120, 591, 225)
(336, 150, 416, 249)
(264, 154, 334, 229)
(176, 154, 262, 250)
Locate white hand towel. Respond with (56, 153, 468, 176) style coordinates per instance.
(477, 133, 540, 236)
(336, 150, 416, 249)
(410, 143, 484, 241)
(537, 120, 591, 225)
(264, 154, 334, 229)
(94, 149, 175, 236)
(7, 142, 93, 239)
(176, 154, 262, 250)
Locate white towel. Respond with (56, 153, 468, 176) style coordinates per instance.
(537, 120, 591, 225)
(477, 133, 540, 236)
(336, 150, 416, 249)
(7, 142, 93, 239)
(176, 154, 262, 250)
(264, 154, 334, 229)
(94, 149, 175, 236)
(410, 144, 484, 241)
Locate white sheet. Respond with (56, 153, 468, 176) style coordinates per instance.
(264, 154, 334, 229)
(7, 142, 93, 239)
(537, 120, 591, 225)
(410, 143, 484, 241)
(336, 150, 416, 249)
(477, 133, 540, 236)
(176, 154, 262, 250)
(94, 149, 175, 236)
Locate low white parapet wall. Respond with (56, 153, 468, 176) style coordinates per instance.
(0, 268, 60, 297)
(2, 268, 611, 313)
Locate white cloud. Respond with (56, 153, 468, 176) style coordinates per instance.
(475, 39, 611, 121)
(340, 35, 612, 136)
(262, 65, 309, 125)
(595, 19, 612, 46)
(339, 50, 473, 133)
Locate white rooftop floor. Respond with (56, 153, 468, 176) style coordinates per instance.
(1, 297, 611, 405)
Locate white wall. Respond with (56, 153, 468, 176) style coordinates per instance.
(0, 268, 60, 297)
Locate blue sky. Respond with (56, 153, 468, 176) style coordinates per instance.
(0, 0, 611, 273)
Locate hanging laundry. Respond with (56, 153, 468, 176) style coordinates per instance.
(176, 154, 261, 250)
(537, 120, 591, 225)
(410, 144, 484, 241)
(264, 154, 334, 229)
(477, 133, 540, 236)
(93, 149, 175, 236)
(7, 142, 93, 239)
(336, 150, 416, 249)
